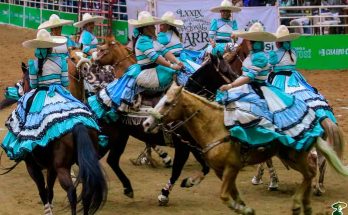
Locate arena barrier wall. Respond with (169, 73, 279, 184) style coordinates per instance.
(0, 2, 128, 44)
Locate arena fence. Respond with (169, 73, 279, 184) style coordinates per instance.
(0, 1, 128, 44)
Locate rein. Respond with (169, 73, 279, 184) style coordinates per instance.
(112, 52, 134, 67)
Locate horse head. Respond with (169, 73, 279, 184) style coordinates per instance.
(223, 39, 249, 76)
(68, 47, 93, 82)
(185, 53, 239, 99)
(95, 38, 136, 78)
(143, 82, 184, 133)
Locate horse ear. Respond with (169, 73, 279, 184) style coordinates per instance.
(21, 62, 27, 74)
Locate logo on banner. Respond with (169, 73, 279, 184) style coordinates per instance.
(244, 19, 266, 31)
(176, 9, 210, 50)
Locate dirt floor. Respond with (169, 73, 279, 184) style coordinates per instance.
(0, 24, 348, 215)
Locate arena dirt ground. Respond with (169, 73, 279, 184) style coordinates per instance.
(0, 24, 348, 215)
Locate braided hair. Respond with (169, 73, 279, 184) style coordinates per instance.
(169, 25, 182, 42)
(132, 27, 144, 53)
(35, 48, 51, 75)
(280, 41, 294, 62)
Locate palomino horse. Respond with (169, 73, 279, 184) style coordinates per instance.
(187, 52, 337, 195)
(143, 82, 348, 215)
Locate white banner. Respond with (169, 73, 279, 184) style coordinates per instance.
(126, 0, 149, 39)
(155, 1, 279, 50)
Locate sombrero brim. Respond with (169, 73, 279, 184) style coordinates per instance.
(210, 6, 241, 13)
(275, 33, 301, 42)
(73, 16, 105, 28)
(38, 19, 73, 30)
(22, 36, 67, 48)
(164, 19, 184, 27)
(128, 17, 164, 28)
(233, 31, 276, 42)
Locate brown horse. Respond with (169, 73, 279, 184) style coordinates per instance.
(95, 36, 136, 79)
(143, 82, 348, 215)
(2, 66, 107, 215)
(223, 39, 250, 76)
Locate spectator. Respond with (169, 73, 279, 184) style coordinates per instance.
(231, 0, 243, 7)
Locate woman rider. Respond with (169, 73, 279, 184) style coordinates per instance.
(207, 0, 241, 56)
(269, 25, 337, 125)
(217, 22, 323, 151)
(88, 11, 183, 116)
(2, 29, 100, 160)
(158, 11, 201, 86)
(73, 13, 105, 57)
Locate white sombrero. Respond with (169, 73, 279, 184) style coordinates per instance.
(22, 29, 67, 48)
(129, 11, 164, 28)
(161, 11, 183, 27)
(210, 0, 241, 13)
(233, 22, 276, 42)
(38, 14, 73, 30)
(274, 25, 300, 42)
(73, 13, 105, 28)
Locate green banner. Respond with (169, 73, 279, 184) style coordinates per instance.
(0, 3, 10, 24)
(58, 12, 78, 35)
(292, 35, 348, 70)
(9, 4, 24, 26)
(25, 7, 41, 29)
(112, 20, 128, 44)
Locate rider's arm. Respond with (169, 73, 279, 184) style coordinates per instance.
(219, 76, 250, 91)
(60, 57, 69, 87)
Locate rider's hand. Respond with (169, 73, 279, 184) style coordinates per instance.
(210, 40, 216, 48)
(177, 61, 184, 68)
(171, 63, 182, 71)
(219, 84, 232, 91)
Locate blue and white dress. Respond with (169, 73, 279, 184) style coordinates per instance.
(79, 30, 98, 54)
(269, 47, 336, 123)
(157, 30, 201, 86)
(216, 51, 323, 151)
(2, 49, 100, 160)
(4, 36, 76, 101)
(207, 18, 238, 56)
(88, 34, 177, 120)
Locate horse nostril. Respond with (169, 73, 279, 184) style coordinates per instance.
(144, 122, 150, 128)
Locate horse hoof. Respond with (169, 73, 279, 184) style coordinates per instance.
(158, 194, 169, 206)
(243, 207, 255, 215)
(180, 178, 194, 188)
(251, 176, 263, 185)
(268, 182, 279, 191)
(124, 188, 134, 198)
(292, 207, 301, 215)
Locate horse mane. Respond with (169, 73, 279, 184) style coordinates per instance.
(183, 89, 223, 110)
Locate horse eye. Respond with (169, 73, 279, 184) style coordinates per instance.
(71, 57, 76, 61)
(164, 101, 171, 106)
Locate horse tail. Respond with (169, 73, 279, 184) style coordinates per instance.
(315, 137, 348, 176)
(321, 118, 345, 158)
(0, 98, 17, 110)
(73, 124, 107, 214)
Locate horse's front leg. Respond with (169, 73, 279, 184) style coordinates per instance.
(158, 140, 190, 206)
(220, 165, 255, 215)
(251, 162, 265, 185)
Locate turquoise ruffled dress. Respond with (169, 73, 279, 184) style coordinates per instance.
(79, 30, 98, 55)
(87, 34, 177, 120)
(207, 18, 238, 56)
(269, 45, 336, 123)
(216, 50, 323, 151)
(2, 49, 100, 160)
(157, 30, 201, 86)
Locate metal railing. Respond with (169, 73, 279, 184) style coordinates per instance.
(278, 5, 348, 35)
(4, 0, 128, 21)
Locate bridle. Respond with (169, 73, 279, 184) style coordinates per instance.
(148, 90, 229, 155)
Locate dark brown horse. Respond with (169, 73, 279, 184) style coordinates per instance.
(223, 39, 250, 76)
(2, 75, 107, 215)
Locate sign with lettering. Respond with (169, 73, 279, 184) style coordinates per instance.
(292, 35, 348, 70)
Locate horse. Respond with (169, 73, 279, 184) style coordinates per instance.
(223, 39, 250, 76)
(187, 52, 338, 195)
(1, 51, 108, 215)
(143, 82, 348, 215)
